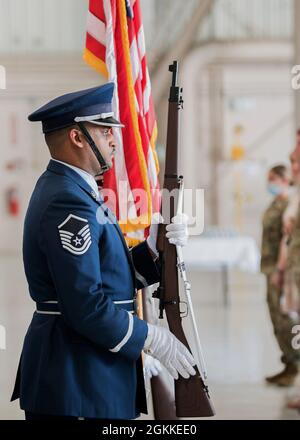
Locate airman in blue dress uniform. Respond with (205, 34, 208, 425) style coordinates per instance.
(11, 83, 196, 420)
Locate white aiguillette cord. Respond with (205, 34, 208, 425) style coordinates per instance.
(176, 177, 208, 380)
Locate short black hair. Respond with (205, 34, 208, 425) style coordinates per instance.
(269, 164, 288, 179)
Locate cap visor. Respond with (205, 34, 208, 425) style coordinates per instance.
(89, 117, 124, 128)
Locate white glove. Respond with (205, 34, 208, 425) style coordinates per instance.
(166, 213, 189, 247)
(144, 323, 196, 380)
(143, 353, 162, 378)
(146, 213, 189, 257)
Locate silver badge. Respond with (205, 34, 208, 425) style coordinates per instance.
(58, 214, 92, 255)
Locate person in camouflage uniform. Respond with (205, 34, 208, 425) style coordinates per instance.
(281, 147, 300, 400)
(261, 164, 299, 386)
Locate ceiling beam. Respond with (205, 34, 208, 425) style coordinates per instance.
(151, 0, 214, 104)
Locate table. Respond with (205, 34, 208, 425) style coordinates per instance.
(182, 233, 260, 306)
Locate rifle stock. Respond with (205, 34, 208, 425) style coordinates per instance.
(150, 368, 177, 420)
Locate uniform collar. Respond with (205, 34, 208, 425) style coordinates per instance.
(47, 159, 101, 203)
(51, 159, 99, 195)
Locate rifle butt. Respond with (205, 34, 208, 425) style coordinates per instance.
(151, 375, 178, 420)
(175, 371, 215, 417)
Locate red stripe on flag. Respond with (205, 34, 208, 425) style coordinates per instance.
(134, 81, 144, 115)
(84, 0, 160, 238)
(86, 32, 106, 62)
(146, 97, 156, 137)
(103, 159, 119, 219)
(140, 56, 147, 91)
(89, 0, 106, 22)
(114, 2, 148, 216)
(102, 0, 118, 218)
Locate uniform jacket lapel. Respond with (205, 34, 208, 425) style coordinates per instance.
(97, 203, 136, 280)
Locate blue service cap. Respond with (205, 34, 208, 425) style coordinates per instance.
(28, 83, 124, 134)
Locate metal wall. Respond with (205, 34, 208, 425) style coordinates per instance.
(0, 0, 87, 53)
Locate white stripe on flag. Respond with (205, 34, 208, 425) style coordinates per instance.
(143, 69, 151, 114)
(130, 38, 140, 84)
(147, 147, 158, 187)
(86, 10, 106, 46)
(103, 0, 138, 222)
(137, 27, 145, 59)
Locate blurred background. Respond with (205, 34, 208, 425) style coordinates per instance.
(1, 0, 300, 419)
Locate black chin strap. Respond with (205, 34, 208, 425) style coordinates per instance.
(77, 122, 109, 174)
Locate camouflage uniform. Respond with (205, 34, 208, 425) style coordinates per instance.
(287, 202, 300, 310)
(261, 196, 299, 367)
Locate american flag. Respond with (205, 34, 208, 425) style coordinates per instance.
(83, 0, 160, 245)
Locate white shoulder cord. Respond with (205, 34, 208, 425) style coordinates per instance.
(176, 177, 208, 380)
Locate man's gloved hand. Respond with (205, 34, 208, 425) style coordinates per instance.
(143, 353, 163, 379)
(166, 213, 189, 247)
(143, 323, 196, 380)
(146, 213, 189, 258)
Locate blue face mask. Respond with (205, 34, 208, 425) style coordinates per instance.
(267, 183, 282, 196)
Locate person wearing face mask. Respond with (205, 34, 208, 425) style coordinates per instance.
(261, 165, 299, 386)
(280, 150, 300, 321)
(280, 145, 300, 407)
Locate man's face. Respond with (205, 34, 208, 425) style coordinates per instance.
(88, 124, 116, 173)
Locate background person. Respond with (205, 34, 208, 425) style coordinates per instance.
(261, 165, 298, 386)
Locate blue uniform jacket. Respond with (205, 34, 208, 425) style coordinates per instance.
(11, 159, 160, 419)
